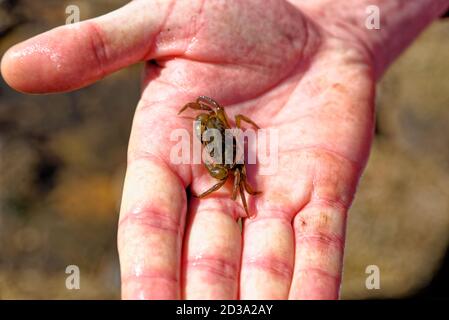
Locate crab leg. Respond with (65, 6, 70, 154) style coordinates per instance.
(194, 177, 228, 198)
(239, 179, 250, 218)
(197, 96, 220, 109)
(232, 169, 241, 201)
(241, 165, 261, 195)
(235, 114, 260, 129)
(178, 102, 213, 115)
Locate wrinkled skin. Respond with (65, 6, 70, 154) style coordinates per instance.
(1, 0, 388, 299)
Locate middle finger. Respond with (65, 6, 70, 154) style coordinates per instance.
(182, 194, 244, 299)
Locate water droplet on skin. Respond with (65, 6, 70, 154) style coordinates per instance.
(131, 204, 144, 215)
(133, 263, 143, 277)
(137, 290, 146, 300)
(185, 36, 199, 54)
(10, 44, 62, 70)
(192, 253, 203, 266)
(248, 256, 256, 263)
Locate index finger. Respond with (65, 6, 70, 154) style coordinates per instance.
(118, 154, 187, 299)
(118, 95, 191, 299)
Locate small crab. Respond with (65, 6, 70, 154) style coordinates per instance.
(178, 96, 261, 217)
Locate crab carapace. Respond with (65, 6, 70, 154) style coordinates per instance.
(178, 96, 261, 217)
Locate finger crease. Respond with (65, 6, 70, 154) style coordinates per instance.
(295, 232, 344, 250)
(122, 270, 178, 284)
(305, 197, 349, 215)
(120, 207, 181, 235)
(252, 207, 296, 223)
(295, 267, 341, 282)
(243, 256, 293, 280)
(186, 255, 238, 281)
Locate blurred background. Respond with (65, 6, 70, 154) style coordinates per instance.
(0, 0, 448, 299)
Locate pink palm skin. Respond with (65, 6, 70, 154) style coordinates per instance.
(2, 0, 448, 299)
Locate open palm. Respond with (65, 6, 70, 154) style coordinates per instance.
(1, 0, 375, 299)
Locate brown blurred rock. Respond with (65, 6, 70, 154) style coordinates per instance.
(341, 21, 449, 299)
(0, 0, 129, 299)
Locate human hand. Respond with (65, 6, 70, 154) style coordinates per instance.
(2, 0, 448, 299)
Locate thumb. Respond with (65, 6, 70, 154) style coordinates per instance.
(0, 0, 178, 93)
